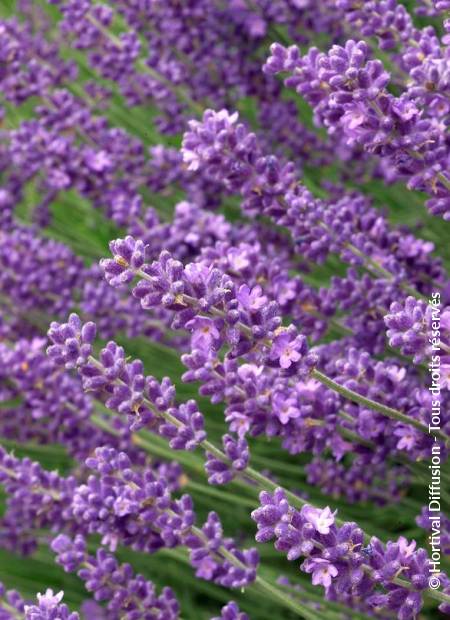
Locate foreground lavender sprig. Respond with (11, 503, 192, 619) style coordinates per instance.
(43, 320, 450, 610)
(47, 315, 207, 450)
(251, 488, 450, 618)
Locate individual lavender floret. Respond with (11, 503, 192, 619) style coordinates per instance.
(205, 434, 249, 485)
(24, 589, 79, 620)
(47, 313, 96, 369)
(211, 601, 249, 620)
(51, 534, 179, 619)
(267, 327, 312, 375)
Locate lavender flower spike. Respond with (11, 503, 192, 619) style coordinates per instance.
(100, 236, 146, 286)
(205, 434, 250, 485)
(211, 601, 249, 620)
(251, 488, 445, 618)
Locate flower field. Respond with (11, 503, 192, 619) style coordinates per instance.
(0, 1, 450, 619)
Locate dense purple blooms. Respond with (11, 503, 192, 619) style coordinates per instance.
(51, 534, 179, 619)
(251, 488, 439, 618)
(47, 313, 96, 369)
(102, 244, 319, 378)
(385, 295, 450, 364)
(0, 226, 83, 321)
(1, 0, 450, 618)
(211, 601, 249, 620)
(264, 38, 450, 220)
(0, 445, 78, 554)
(205, 435, 250, 485)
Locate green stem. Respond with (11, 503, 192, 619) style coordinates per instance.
(312, 370, 448, 442)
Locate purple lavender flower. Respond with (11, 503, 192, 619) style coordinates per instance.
(251, 488, 436, 617)
(47, 313, 96, 369)
(302, 558, 338, 588)
(384, 297, 432, 362)
(100, 236, 146, 286)
(24, 590, 79, 620)
(185, 512, 259, 588)
(268, 328, 311, 372)
(47, 315, 208, 448)
(161, 399, 207, 451)
(205, 434, 250, 484)
(211, 601, 249, 620)
(264, 37, 450, 220)
(51, 534, 180, 619)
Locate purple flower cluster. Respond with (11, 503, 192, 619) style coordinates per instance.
(0, 226, 83, 320)
(0, 442, 259, 593)
(206, 435, 250, 485)
(102, 243, 317, 377)
(252, 488, 446, 618)
(1, 0, 450, 618)
(47, 315, 207, 449)
(181, 108, 447, 293)
(52, 534, 179, 619)
(385, 296, 450, 363)
(24, 590, 79, 620)
(264, 37, 450, 220)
